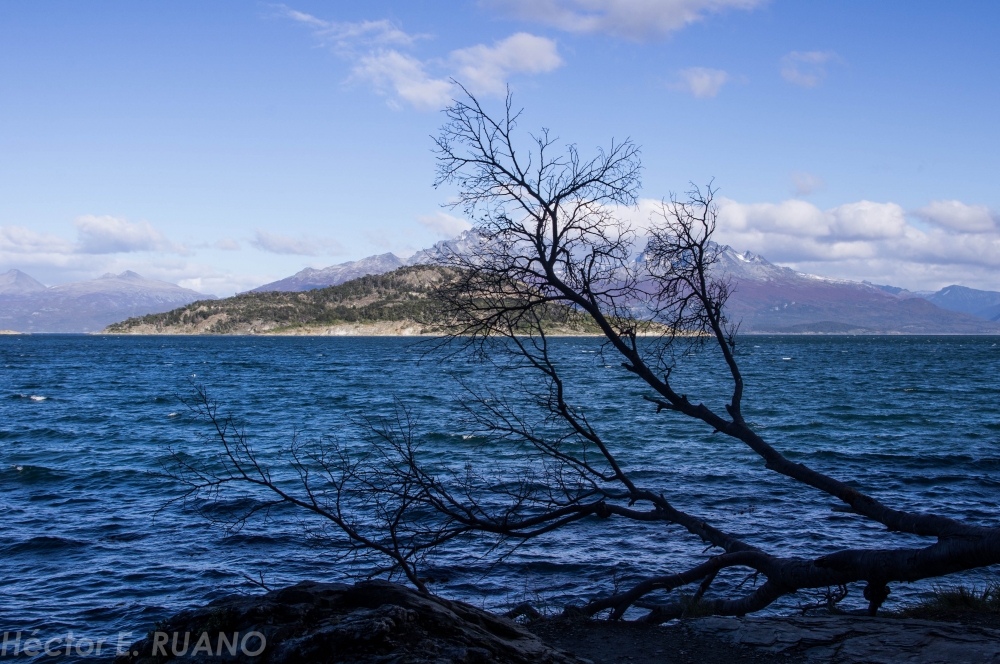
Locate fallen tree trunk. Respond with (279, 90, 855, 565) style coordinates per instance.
(170, 86, 1000, 625)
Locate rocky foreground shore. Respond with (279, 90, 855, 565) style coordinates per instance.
(114, 581, 1000, 664)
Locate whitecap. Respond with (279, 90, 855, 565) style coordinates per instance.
(168, 412, 178, 418)
(782, 357, 792, 361)
(29, 395, 46, 401)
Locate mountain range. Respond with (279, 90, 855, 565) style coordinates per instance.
(3, 229, 1000, 333)
(711, 250, 999, 333)
(912, 285, 1000, 322)
(250, 232, 485, 292)
(247, 233, 1000, 334)
(0, 270, 212, 333)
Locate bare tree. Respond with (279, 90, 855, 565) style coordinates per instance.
(168, 389, 469, 593)
(176, 88, 1000, 623)
(421, 88, 1000, 620)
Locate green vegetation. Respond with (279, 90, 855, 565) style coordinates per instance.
(105, 266, 457, 334)
(891, 584, 1000, 624)
(104, 265, 600, 335)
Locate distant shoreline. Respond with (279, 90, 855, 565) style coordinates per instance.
(5, 328, 1000, 337)
(91, 330, 1000, 337)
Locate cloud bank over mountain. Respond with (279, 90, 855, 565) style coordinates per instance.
(0, 216, 260, 297)
(6, 193, 1000, 297)
(720, 198, 1000, 288)
(1, 215, 186, 259)
(611, 196, 1000, 292)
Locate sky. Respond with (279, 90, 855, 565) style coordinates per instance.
(1, 0, 999, 296)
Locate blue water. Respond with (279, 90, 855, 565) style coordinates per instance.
(2, 335, 999, 648)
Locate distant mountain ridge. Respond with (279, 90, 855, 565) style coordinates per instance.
(920, 285, 1000, 321)
(251, 231, 486, 293)
(9, 231, 1000, 334)
(406, 230, 485, 267)
(0, 269, 48, 295)
(709, 248, 999, 333)
(244, 238, 1000, 334)
(0, 269, 213, 333)
(251, 253, 406, 292)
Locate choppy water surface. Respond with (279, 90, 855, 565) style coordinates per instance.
(2, 335, 999, 645)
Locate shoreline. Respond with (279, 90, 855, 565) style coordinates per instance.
(93, 330, 1000, 337)
(105, 579, 1000, 664)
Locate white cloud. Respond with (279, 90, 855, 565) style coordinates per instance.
(700, 196, 1000, 290)
(673, 67, 729, 98)
(486, 0, 765, 40)
(2, 216, 186, 258)
(171, 266, 266, 297)
(74, 215, 187, 254)
(915, 200, 997, 233)
(251, 229, 345, 256)
(451, 33, 564, 96)
(0, 217, 206, 292)
(826, 201, 908, 240)
(0, 225, 76, 255)
(780, 50, 839, 88)
(281, 8, 562, 110)
(214, 238, 242, 250)
(791, 171, 823, 196)
(352, 50, 453, 110)
(350, 34, 563, 110)
(717, 198, 831, 238)
(714, 198, 908, 252)
(1, 218, 299, 297)
(275, 7, 419, 51)
(418, 212, 473, 238)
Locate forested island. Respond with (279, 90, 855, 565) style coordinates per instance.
(103, 265, 600, 336)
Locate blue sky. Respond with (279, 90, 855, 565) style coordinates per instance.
(1, 1, 998, 294)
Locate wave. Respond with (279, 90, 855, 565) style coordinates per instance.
(220, 533, 297, 546)
(6, 464, 66, 483)
(11, 393, 52, 401)
(3, 536, 89, 555)
(101, 532, 147, 543)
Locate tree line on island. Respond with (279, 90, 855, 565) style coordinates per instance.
(104, 264, 602, 335)
(168, 88, 1000, 622)
(105, 266, 461, 335)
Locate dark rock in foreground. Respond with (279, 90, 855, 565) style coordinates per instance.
(688, 614, 1000, 663)
(115, 580, 584, 663)
(532, 613, 1000, 664)
(114, 579, 1000, 664)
